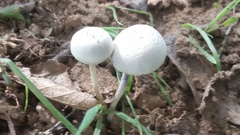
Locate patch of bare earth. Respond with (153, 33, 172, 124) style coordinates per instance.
(0, 0, 240, 134)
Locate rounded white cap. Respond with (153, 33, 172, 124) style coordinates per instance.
(111, 24, 166, 75)
(70, 27, 114, 65)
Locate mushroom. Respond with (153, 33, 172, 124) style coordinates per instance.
(70, 27, 114, 103)
(109, 24, 167, 114)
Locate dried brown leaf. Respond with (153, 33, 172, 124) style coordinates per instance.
(24, 60, 98, 110)
(30, 77, 98, 110)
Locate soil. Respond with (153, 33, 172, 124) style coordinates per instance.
(0, 0, 240, 135)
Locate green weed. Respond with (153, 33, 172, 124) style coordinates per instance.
(181, 0, 239, 71)
(24, 86, 29, 112)
(205, 0, 239, 33)
(106, 6, 154, 26)
(75, 103, 151, 134)
(0, 5, 25, 21)
(0, 58, 77, 134)
(75, 104, 102, 135)
(152, 72, 173, 106)
(0, 60, 27, 112)
(181, 23, 222, 71)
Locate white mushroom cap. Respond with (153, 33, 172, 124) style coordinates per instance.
(70, 27, 114, 65)
(111, 24, 166, 75)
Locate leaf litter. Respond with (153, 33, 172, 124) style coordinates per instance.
(21, 60, 98, 110)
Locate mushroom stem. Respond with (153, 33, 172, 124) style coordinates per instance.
(89, 64, 104, 103)
(108, 73, 129, 120)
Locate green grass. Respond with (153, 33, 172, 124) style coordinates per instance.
(1, 61, 30, 112)
(113, 69, 172, 134)
(0, 5, 25, 21)
(24, 86, 29, 112)
(188, 35, 216, 64)
(106, 6, 123, 26)
(116, 71, 149, 135)
(0, 63, 12, 85)
(152, 72, 174, 106)
(0, 58, 77, 134)
(113, 111, 151, 134)
(75, 103, 151, 134)
(213, 0, 223, 9)
(121, 100, 126, 135)
(204, 0, 239, 33)
(106, 6, 154, 26)
(75, 104, 102, 135)
(181, 23, 221, 71)
(181, 0, 239, 71)
(93, 113, 103, 135)
(102, 27, 125, 38)
(125, 95, 144, 135)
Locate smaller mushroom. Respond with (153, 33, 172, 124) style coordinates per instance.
(109, 24, 166, 119)
(70, 27, 114, 103)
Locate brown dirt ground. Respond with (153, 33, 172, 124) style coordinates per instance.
(1, 0, 240, 135)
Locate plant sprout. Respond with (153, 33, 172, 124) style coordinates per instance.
(181, 0, 239, 71)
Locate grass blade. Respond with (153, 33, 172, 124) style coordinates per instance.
(112, 6, 154, 26)
(114, 112, 138, 125)
(121, 101, 126, 135)
(24, 86, 29, 112)
(181, 23, 221, 71)
(115, 71, 133, 94)
(125, 95, 143, 135)
(153, 71, 173, 92)
(152, 72, 173, 106)
(93, 114, 103, 135)
(105, 29, 118, 38)
(101, 27, 125, 30)
(0, 5, 25, 21)
(205, 25, 219, 33)
(125, 75, 133, 93)
(102, 27, 124, 38)
(116, 70, 122, 81)
(220, 24, 233, 53)
(106, 6, 123, 26)
(125, 95, 136, 117)
(0, 63, 12, 85)
(114, 112, 151, 135)
(0, 58, 77, 134)
(75, 104, 101, 135)
(205, 0, 240, 32)
(188, 36, 216, 64)
(221, 16, 238, 27)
